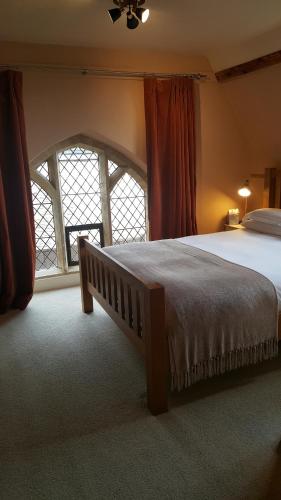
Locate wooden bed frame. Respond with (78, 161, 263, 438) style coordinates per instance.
(79, 167, 281, 415)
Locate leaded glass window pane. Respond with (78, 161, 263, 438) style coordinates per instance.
(58, 147, 102, 226)
(31, 181, 58, 272)
(36, 161, 49, 180)
(108, 160, 119, 176)
(110, 173, 146, 245)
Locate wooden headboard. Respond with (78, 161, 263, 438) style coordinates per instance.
(251, 167, 281, 209)
(263, 167, 281, 208)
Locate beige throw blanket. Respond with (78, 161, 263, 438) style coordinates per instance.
(104, 240, 278, 390)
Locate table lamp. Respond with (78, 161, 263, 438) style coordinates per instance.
(238, 179, 252, 218)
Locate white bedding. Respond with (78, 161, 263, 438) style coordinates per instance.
(177, 228, 281, 310)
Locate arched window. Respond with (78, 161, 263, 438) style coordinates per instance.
(30, 136, 147, 277)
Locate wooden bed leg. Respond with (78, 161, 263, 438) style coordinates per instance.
(144, 286, 168, 415)
(78, 236, 93, 314)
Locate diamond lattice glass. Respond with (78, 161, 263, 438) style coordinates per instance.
(58, 147, 102, 226)
(110, 173, 146, 245)
(58, 147, 102, 258)
(31, 181, 58, 272)
(108, 160, 119, 176)
(36, 161, 49, 180)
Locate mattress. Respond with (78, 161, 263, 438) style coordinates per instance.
(177, 228, 281, 311)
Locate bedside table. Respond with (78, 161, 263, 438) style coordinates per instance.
(224, 224, 243, 231)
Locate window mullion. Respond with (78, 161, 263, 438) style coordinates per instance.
(99, 153, 112, 246)
(48, 154, 68, 272)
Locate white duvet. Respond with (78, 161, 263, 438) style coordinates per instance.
(178, 228, 281, 310)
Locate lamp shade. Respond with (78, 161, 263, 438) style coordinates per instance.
(127, 11, 139, 29)
(135, 7, 150, 23)
(108, 8, 122, 23)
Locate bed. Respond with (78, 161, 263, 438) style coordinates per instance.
(78, 167, 281, 415)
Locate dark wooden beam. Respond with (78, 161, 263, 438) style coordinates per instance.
(215, 49, 281, 82)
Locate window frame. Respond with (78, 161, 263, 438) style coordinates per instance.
(30, 134, 148, 276)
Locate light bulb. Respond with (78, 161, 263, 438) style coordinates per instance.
(141, 8, 149, 23)
(135, 7, 150, 23)
(238, 187, 251, 197)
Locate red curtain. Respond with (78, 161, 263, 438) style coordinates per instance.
(0, 71, 35, 313)
(144, 77, 197, 240)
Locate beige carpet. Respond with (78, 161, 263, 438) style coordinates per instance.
(0, 286, 281, 500)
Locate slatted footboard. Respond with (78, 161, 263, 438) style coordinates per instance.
(78, 236, 169, 415)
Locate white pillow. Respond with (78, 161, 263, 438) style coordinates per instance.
(243, 208, 281, 226)
(242, 219, 281, 237)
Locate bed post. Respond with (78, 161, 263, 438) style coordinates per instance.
(144, 285, 168, 415)
(78, 236, 93, 314)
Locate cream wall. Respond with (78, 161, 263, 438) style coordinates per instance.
(221, 63, 281, 211)
(23, 71, 147, 170)
(1, 42, 251, 233)
(197, 81, 252, 232)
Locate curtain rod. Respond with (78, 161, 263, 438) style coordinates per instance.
(0, 63, 210, 81)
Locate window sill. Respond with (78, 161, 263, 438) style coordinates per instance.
(35, 266, 79, 280)
(34, 268, 80, 293)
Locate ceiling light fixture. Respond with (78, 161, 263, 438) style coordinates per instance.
(107, 0, 150, 30)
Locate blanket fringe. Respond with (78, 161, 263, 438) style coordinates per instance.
(171, 338, 279, 391)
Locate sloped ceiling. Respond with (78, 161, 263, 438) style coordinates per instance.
(1, 0, 281, 70)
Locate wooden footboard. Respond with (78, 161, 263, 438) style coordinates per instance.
(78, 236, 169, 415)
